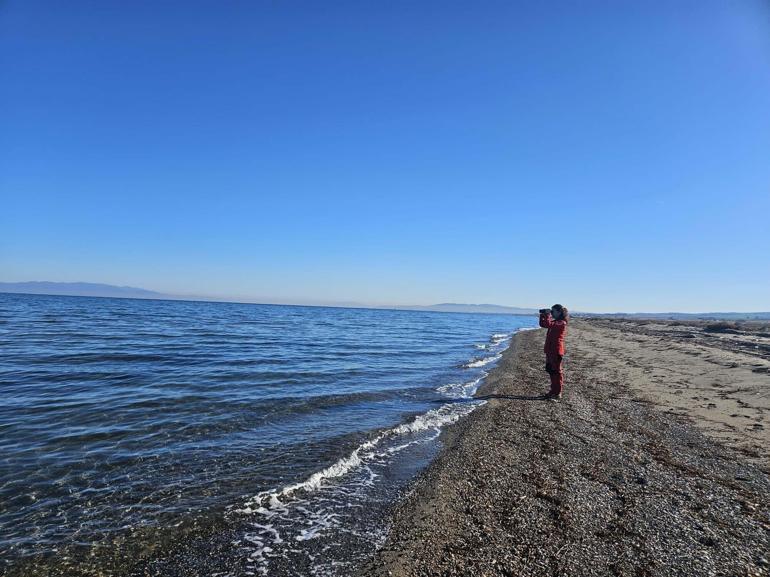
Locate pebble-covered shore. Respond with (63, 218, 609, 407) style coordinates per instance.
(360, 321, 770, 577)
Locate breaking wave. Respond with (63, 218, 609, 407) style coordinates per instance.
(234, 401, 481, 574)
(461, 354, 502, 368)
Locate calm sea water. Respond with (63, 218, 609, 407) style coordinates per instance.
(0, 293, 535, 576)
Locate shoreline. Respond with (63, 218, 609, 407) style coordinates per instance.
(360, 320, 770, 576)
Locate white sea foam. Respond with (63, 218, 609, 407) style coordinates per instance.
(462, 353, 502, 368)
(490, 332, 510, 344)
(236, 401, 481, 516)
(236, 399, 482, 575)
(389, 404, 472, 435)
(437, 374, 486, 398)
(460, 330, 517, 368)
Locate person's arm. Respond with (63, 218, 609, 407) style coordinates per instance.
(539, 311, 554, 328)
(552, 321, 566, 357)
(551, 320, 566, 337)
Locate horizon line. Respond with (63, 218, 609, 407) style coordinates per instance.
(1, 286, 769, 318)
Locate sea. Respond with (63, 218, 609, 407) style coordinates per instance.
(0, 293, 536, 576)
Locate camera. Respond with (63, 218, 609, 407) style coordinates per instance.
(539, 308, 551, 314)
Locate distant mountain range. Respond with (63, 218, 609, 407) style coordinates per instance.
(393, 303, 537, 315)
(1, 281, 768, 319)
(0, 282, 169, 299)
(0, 282, 538, 314)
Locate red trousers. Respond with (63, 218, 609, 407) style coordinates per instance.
(545, 353, 563, 395)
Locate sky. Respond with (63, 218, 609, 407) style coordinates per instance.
(2, 1, 769, 313)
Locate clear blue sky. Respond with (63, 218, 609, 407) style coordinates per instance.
(2, 1, 769, 312)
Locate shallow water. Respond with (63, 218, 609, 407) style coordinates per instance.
(0, 293, 535, 575)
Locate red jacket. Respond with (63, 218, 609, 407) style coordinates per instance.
(539, 313, 567, 356)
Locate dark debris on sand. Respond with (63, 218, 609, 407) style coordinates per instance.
(360, 325, 770, 577)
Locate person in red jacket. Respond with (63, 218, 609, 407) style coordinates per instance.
(539, 304, 569, 400)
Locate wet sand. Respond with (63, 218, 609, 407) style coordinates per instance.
(360, 319, 770, 577)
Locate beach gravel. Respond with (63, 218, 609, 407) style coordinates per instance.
(359, 321, 770, 577)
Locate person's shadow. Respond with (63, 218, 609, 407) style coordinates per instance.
(432, 394, 546, 404)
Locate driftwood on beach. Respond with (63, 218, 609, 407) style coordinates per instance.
(361, 320, 770, 577)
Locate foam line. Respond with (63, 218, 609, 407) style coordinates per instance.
(462, 353, 502, 368)
(236, 402, 481, 515)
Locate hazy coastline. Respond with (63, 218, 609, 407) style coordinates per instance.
(3, 283, 769, 320)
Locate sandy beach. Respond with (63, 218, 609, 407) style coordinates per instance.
(360, 319, 770, 576)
